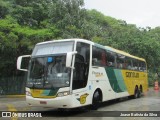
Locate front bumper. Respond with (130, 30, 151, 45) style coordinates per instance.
(26, 95, 81, 108)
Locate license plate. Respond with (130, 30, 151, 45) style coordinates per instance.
(40, 101, 47, 104)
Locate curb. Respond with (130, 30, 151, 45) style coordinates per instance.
(0, 95, 25, 98)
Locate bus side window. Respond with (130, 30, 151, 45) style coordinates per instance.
(139, 61, 147, 71)
(92, 46, 106, 67)
(132, 59, 139, 70)
(106, 51, 115, 67)
(126, 57, 132, 70)
(116, 54, 125, 69)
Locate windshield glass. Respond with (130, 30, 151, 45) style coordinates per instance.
(27, 55, 71, 89)
(32, 41, 74, 56)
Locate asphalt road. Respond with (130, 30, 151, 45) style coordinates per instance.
(0, 88, 160, 120)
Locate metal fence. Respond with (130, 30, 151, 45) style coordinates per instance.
(0, 76, 26, 95)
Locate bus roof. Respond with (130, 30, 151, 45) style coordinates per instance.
(36, 38, 94, 45)
(105, 46, 145, 61)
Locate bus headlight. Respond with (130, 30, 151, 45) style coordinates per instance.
(26, 91, 31, 96)
(57, 91, 70, 97)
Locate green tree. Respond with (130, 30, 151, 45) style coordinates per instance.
(0, 0, 10, 18)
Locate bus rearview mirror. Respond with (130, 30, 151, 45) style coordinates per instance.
(66, 51, 77, 68)
(17, 55, 31, 71)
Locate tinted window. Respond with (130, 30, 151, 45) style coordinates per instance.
(116, 54, 125, 69)
(92, 46, 107, 67)
(139, 61, 147, 71)
(132, 59, 139, 70)
(106, 50, 116, 67)
(125, 57, 132, 70)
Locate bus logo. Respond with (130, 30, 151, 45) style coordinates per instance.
(126, 72, 139, 78)
(80, 93, 89, 104)
(92, 71, 104, 77)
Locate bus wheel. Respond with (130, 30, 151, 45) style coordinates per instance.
(92, 90, 101, 110)
(133, 87, 139, 99)
(138, 86, 143, 98)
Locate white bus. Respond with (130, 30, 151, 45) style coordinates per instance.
(17, 39, 148, 109)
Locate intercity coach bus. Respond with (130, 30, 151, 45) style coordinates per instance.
(17, 39, 148, 109)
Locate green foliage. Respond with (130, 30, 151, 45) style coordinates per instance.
(0, 0, 10, 18)
(12, 0, 50, 26)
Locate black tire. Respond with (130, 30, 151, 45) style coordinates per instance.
(92, 90, 101, 110)
(129, 87, 139, 99)
(133, 87, 139, 99)
(138, 87, 142, 98)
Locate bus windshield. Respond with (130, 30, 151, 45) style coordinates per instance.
(32, 41, 74, 56)
(26, 41, 74, 89)
(27, 55, 71, 89)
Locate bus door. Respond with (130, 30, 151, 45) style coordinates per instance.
(72, 42, 90, 95)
